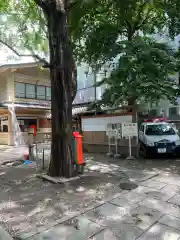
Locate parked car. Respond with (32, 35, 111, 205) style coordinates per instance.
(139, 118, 180, 157)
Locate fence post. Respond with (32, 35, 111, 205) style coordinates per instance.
(42, 146, 45, 170)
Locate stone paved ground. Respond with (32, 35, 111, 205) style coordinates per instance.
(0, 145, 28, 164)
(0, 149, 180, 239)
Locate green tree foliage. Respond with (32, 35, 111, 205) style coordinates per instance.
(0, 0, 9, 12)
(72, 0, 166, 63)
(164, 0, 180, 88)
(0, 0, 48, 60)
(163, 0, 180, 39)
(70, 0, 180, 107)
(99, 37, 179, 107)
(0, 0, 93, 62)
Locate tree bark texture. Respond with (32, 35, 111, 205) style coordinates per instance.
(71, 54, 77, 102)
(45, 1, 73, 177)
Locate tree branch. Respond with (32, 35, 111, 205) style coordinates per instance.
(134, 9, 152, 31)
(0, 39, 50, 68)
(125, 20, 134, 40)
(33, 0, 49, 13)
(65, 0, 81, 11)
(133, 0, 151, 31)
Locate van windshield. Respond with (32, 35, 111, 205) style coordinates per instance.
(145, 124, 175, 136)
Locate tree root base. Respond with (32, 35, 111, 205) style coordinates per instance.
(36, 174, 80, 184)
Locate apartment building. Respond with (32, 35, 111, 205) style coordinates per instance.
(0, 61, 51, 145)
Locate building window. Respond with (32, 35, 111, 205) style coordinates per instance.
(37, 86, 46, 100)
(26, 84, 35, 99)
(15, 82, 25, 98)
(46, 87, 51, 100)
(169, 107, 177, 116)
(15, 82, 51, 101)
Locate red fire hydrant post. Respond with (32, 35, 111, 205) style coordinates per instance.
(29, 125, 37, 136)
(72, 132, 85, 166)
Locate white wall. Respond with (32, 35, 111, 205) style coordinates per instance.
(82, 115, 132, 131)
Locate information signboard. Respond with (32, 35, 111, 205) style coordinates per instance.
(106, 123, 113, 137)
(121, 123, 138, 138)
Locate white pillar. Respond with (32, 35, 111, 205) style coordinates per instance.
(8, 112, 14, 145)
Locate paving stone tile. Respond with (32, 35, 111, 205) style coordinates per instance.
(89, 228, 119, 240)
(137, 222, 180, 240)
(160, 185, 180, 198)
(161, 184, 180, 193)
(0, 226, 13, 240)
(85, 202, 130, 226)
(121, 205, 163, 231)
(140, 198, 180, 218)
(109, 196, 138, 210)
(133, 185, 173, 201)
(109, 221, 143, 240)
(139, 179, 167, 190)
(122, 191, 147, 204)
(153, 175, 180, 187)
(120, 168, 157, 182)
(29, 215, 102, 240)
(168, 194, 180, 206)
(141, 189, 173, 201)
(159, 215, 180, 231)
(152, 176, 171, 184)
(132, 185, 156, 195)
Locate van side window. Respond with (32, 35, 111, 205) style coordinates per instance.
(139, 125, 144, 132)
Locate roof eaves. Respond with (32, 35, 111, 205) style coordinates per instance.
(0, 61, 43, 70)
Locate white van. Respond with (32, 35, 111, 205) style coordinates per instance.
(139, 118, 180, 157)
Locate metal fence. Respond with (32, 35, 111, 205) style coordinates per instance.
(29, 132, 85, 174)
(29, 133, 51, 170)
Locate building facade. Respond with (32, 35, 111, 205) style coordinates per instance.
(0, 62, 51, 145)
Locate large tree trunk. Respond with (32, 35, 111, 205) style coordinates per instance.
(71, 55, 77, 102)
(46, 2, 73, 177)
(128, 97, 137, 122)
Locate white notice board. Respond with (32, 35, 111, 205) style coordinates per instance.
(122, 123, 138, 137)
